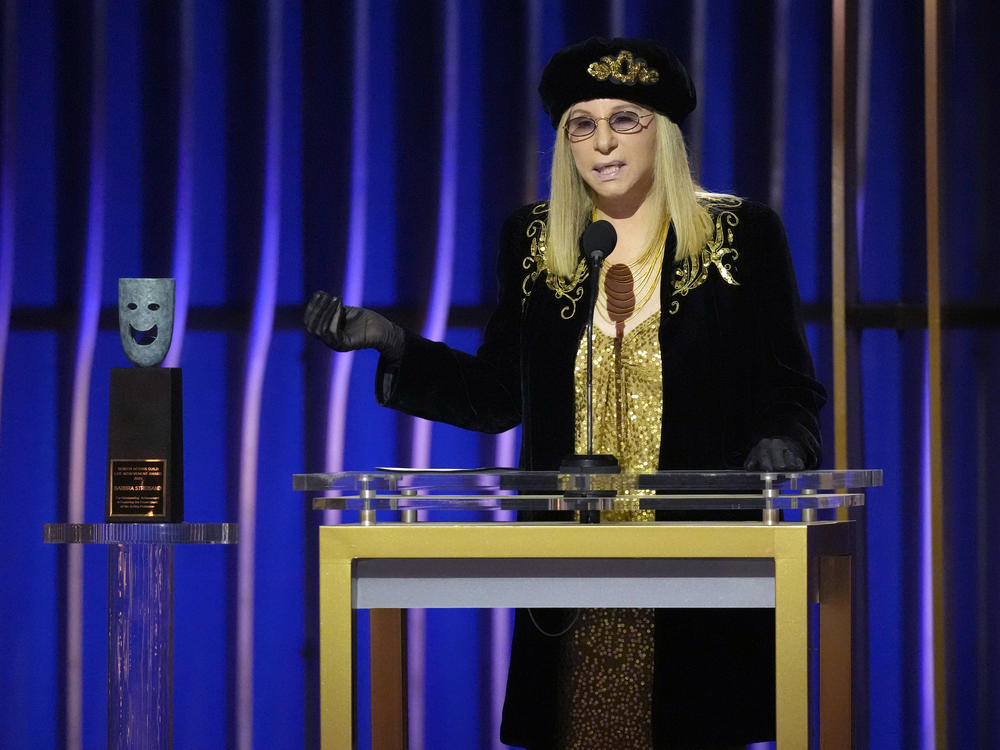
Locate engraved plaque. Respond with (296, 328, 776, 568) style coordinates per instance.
(108, 459, 167, 518)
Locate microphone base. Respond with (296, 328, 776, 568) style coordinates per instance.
(558, 453, 621, 473)
(558, 453, 620, 524)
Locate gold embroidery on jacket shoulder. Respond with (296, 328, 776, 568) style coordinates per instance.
(669, 198, 742, 314)
(521, 203, 588, 320)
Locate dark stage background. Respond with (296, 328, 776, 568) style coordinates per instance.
(1, 1, 997, 748)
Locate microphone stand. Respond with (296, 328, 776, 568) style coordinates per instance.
(559, 242, 620, 523)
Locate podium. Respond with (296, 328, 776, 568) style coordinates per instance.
(295, 469, 881, 750)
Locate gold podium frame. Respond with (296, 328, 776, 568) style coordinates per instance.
(319, 520, 853, 749)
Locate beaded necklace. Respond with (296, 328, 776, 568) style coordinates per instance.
(590, 215, 669, 438)
(595, 220, 669, 337)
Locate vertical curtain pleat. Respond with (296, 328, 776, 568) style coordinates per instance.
(488, 3, 542, 744)
(686, 0, 707, 178)
(325, 0, 370, 495)
(63, 3, 107, 748)
(406, 5, 462, 742)
(235, 1, 283, 748)
(768, 0, 789, 212)
(920, 348, 936, 748)
(852, 5, 874, 745)
(164, 0, 194, 368)
(409, 0, 460, 471)
(923, 0, 946, 745)
(521, 0, 543, 203)
(0, 0, 16, 428)
(609, 0, 625, 37)
(855, 0, 873, 252)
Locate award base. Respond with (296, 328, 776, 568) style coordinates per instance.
(106, 367, 183, 523)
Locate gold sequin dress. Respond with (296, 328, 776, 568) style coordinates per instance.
(556, 311, 662, 749)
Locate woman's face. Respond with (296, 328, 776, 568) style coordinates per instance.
(565, 98, 657, 210)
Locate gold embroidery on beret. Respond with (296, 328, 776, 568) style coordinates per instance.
(586, 50, 660, 86)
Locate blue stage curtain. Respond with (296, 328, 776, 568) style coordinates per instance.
(1, 1, 997, 748)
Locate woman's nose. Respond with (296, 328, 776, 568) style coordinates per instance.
(593, 119, 618, 152)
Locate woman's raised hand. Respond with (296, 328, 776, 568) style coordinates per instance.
(303, 291, 404, 362)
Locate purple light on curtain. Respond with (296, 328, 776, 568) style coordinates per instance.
(855, 0, 873, 179)
(164, 0, 194, 368)
(65, 2, 108, 746)
(520, 0, 541, 203)
(489, 4, 547, 742)
(489, 2, 544, 733)
(409, 0, 460, 470)
(493, 431, 516, 470)
(854, 0, 873, 278)
(609, 0, 624, 36)
(408, 606, 426, 750)
(687, 0, 708, 178)
(324, 0, 370, 512)
(855, 189, 866, 266)
(490, 426, 515, 750)
(491, 428, 516, 750)
(406, 3, 460, 746)
(768, 0, 789, 212)
(0, 0, 16, 425)
(236, 2, 282, 748)
(71, 0, 107, 533)
(489, 608, 512, 750)
(920, 339, 935, 749)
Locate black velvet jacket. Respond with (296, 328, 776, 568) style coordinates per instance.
(379, 198, 823, 470)
(377, 198, 827, 748)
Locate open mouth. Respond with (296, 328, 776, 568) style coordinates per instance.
(129, 324, 158, 346)
(594, 162, 624, 178)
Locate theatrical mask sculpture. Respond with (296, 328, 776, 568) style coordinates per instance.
(118, 278, 175, 366)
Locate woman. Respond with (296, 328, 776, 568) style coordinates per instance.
(305, 37, 826, 750)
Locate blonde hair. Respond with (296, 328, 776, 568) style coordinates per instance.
(545, 111, 719, 280)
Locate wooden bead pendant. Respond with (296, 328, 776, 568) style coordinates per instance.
(604, 263, 635, 339)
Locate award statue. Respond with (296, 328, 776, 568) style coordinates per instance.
(106, 278, 184, 522)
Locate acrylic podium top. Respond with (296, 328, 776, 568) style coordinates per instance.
(294, 469, 882, 513)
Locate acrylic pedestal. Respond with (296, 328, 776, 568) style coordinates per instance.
(297, 469, 881, 750)
(44, 522, 238, 749)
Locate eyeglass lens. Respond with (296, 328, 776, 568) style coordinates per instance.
(565, 111, 646, 138)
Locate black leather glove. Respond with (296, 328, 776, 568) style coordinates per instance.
(743, 437, 806, 472)
(303, 291, 404, 363)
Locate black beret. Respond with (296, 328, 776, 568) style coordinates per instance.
(538, 37, 696, 128)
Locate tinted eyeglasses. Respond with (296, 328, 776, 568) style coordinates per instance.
(563, 110, 655, 140)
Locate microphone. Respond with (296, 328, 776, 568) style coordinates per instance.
(559, 220, 621, 522)
(581, 220, 616, 320)
(581, 219, 617, 264)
